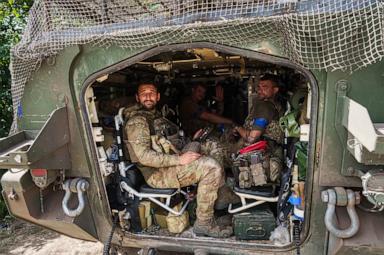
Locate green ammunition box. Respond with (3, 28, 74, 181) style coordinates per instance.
(233, 205, 276, 240)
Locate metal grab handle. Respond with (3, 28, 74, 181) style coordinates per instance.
(62, 178, 89, 217)
(321, 188, 360, 239)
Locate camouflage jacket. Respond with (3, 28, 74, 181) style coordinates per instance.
(244, 98, 284, 145)
(124, 106, 181, 180)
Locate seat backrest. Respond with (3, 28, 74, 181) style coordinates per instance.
(121, 165, 145, 190)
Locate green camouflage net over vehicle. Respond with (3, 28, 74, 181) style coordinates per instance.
(10, 0, 384, 131)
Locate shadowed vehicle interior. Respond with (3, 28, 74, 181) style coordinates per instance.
(85, 47, 312, 245)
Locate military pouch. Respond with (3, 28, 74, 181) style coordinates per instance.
(151, 135, 179, 154)
(138, 201, 152, 229)
(158, 136, 173, 154)
(239, 166, 252, 189)
(166, 203, 189, 234)
(250, 163, 267, 186)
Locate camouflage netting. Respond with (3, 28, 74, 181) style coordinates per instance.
(10, 0, 384, 131)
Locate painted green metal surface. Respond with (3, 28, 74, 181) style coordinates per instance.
(318, 61, 384, 187)
(6, 38, 384, 254)
(69, 42, 325, 254)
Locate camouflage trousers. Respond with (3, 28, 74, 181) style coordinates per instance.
(146, 156, 225, 222)
(182, 138, 226, 168)
(201, 138, 226, 167)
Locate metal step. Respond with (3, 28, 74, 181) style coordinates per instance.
(0, 107, 71, 169)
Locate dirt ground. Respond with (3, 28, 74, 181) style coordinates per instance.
(0, 220, 196, 255)
(0, 220, 104, 255)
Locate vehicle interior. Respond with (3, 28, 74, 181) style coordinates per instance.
(84, 47, 312, 245)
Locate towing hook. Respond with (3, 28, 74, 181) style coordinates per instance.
(62, 178, 89, 217)
(321, 188, 360, 239)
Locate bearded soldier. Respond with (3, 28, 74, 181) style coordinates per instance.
(233, 74, 285, 184)
(125, 82, 233, 238)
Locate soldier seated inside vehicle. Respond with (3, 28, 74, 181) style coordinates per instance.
(180, 83, 234, 138)
(124, 82, 237, 238)
(179, 74, 285, 186)
(88, 48, 311, 243)
(230, 74, 285, 185)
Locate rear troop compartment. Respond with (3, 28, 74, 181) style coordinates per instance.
(2, 1, 384, 254)
(84, 46, 315, 251)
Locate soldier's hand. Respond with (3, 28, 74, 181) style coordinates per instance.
(232, 126, 240, 136)
(192, 129, 203, 140)
(179, 151, 201, 165)
(214, 84, 224, 102)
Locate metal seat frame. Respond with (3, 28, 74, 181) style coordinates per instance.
(120, 180, 191, 216)
(228, 189, 280, 214)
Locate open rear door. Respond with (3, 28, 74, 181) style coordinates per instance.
(1, 107, 97, 241)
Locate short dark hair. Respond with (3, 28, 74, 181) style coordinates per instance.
(260, 73, 281, 88)
(137, 82, 158, 93)
(192, 83, 207, 90)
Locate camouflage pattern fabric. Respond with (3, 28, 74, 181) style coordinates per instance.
(264, 120, 284, 145)
(269, 157, 282, 183)
(181, 141, 201, 153)
(201, 138, 226, 167)
(125, 114, 180, 169)
(236, 98, 284, 184)
(125, 108, 224, 222)
(147, 156, 224, 222)
(238, 166, 252, 189)
(123, 104, 146, 120)
(250, 163, 267, 186)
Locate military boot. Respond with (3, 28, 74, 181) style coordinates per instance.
(214, 185, 241, 210)
(193, 218, 233, 238)
(215, 214, 233, 226)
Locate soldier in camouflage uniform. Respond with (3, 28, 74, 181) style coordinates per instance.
(232, 74, 285, 184)
(125, 83, 232, 238)
(180, 83, 234, 137)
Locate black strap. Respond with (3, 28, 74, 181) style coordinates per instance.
(277, 168, 292, 223)
(125, 196, 142, 233)
(293, 220, 302, 255)
(261, 135, 283, 146)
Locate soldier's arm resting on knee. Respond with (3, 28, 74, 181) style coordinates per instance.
(126, 116, 200, 167)
(234, 126, 262, 144)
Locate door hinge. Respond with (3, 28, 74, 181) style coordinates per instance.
(315, 150, 320, 166)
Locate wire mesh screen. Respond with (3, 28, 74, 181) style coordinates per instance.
(10, 0, 384, 131)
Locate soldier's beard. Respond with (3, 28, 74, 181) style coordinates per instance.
(257, 94, 269, 100)
(141, 100, 156, 110)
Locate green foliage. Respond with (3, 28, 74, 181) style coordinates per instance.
(0, 0, 33, 137)
(0, 0, 33, 219)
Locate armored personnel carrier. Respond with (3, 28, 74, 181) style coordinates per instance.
(1, 1, 384, 254)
